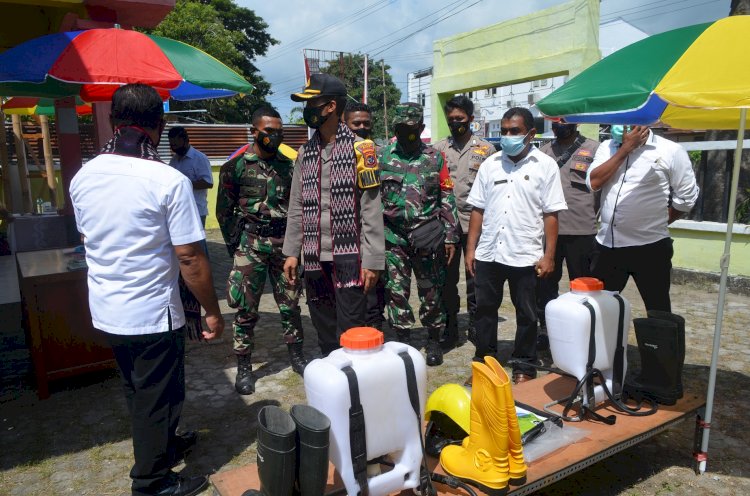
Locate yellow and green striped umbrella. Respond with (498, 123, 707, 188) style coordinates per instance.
(537, 16, 750, 130)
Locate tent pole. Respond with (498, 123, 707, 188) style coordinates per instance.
(699, 108, 747, 473)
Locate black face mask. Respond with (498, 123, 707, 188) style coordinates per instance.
(303, 103, 331, 129)
(552, 123, 576, 140)
(351, 127, 371, 139)
(256, 131, 283, 154)
(395, 125, 421, 146)
(172, 146, 189, 157)
(448, 120, 469, 138)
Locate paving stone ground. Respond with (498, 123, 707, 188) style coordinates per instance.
(0, 230, 748, 495)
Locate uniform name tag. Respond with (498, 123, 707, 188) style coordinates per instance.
(494, 179, 508, 185)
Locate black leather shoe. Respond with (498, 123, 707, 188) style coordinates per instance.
(425, 341, 444, 367)
(133, 474, 208, 496)
(170, 431, 198, 467)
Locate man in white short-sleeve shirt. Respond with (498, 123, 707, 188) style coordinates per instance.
(465, 107, 567, 384)
(587, 125, 699, 312)
(70, 84, 223, 496)
(168, 126, 213, 227)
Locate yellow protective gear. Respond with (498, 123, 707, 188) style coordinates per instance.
(439, 360, 510, 496)
(278, 143, 298, 161)
(485, 356, 527, 484)
(353, 139, 380, 189)
(425, 383, 471, 435)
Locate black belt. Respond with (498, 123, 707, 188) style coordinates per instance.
(244, 219, 287, 238)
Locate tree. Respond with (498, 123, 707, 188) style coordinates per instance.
(321, 54, 401, 141)
(148, 0, 277, 123)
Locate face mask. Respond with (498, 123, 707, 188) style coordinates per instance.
(256, 131, 283, 154)
(610, 125, 625, 144)
(395, 125, 421, 145)
(448, 120, 469, 138)
(552, 123, 576, 140)
(351, 127, 371, 139)
(172, 146, 189, 157)
(500, 133, 529, 157)
(303, 102, 331, 129)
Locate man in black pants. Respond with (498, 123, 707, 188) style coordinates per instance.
(465, 108, 567, 384)
(283, 74, 384, 354)
(71, 84, 224, 496)
(587, 125, 699, 311)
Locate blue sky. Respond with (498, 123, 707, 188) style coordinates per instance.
(238, 0, 729, 120)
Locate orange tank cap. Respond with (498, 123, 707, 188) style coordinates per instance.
(570, 277, 604, 291)
(340, 327, 384, 350)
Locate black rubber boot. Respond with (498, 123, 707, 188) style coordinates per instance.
(625, 317, 681, 406)
(287, 343, 308, 376)
(290, 405, 331, 496)
(235, 354, 256, 395)
(426, 328, 444, 366)
(440, 314, 459, 351)
(241, 406, 297, 496)
(647, 310, 685, 398)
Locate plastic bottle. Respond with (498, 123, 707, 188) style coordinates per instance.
(35, 198, 43, 214)
(303, 327, 427, 496)
(545, 277, 631, 405)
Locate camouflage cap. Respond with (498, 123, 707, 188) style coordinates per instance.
(392, 102, 423, 127)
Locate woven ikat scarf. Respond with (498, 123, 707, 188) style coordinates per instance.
(100, 126, 203, 340)
(300, 122, 361, 292)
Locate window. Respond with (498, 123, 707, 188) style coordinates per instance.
(417, 93, 426, 107)
(485, 87, 497, 97)
(540, 79, 548, 87)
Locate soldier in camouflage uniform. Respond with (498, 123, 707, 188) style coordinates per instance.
(216, 106, 306, 395)
(379, 102, 460, 366)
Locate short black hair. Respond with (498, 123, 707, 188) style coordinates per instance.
(167, 126, 188, 140)
(251, 105, 281, 126)
(502, 107, 535, 132)
(110, 84, 164, 130)
(344, 101, 371, 118)
(444, 95, 474, 118)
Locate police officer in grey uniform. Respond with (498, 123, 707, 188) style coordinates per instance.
(432, 96, 495, 349)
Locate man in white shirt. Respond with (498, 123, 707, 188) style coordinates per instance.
(587, 125, 699, 312)
(466, 108, 567, 384)
(168, 126, 213, 227)
(71, 84, 224, 496)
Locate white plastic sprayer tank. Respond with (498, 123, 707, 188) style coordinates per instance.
(545, 277, 631, 405)
(303, 327, 427, 496)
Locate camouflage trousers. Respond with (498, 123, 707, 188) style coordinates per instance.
(227, 245, 303, 353)
(385, 241, 446, 333)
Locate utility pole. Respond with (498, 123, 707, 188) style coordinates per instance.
(382, 60, 388, 139)
(363, 54, 368, 105)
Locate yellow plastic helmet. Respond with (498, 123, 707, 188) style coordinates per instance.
(424, 384, 471, 456)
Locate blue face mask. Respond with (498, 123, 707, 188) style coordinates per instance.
(500, 133, 529, 157)
(610, 125, 625, 144)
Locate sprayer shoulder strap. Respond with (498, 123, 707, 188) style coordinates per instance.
(582, 300, 597, 404)
(612, 294, 626, 397)
(342, 366, 369, 496)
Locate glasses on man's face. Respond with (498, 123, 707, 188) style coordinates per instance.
(306, 99, 332, 109)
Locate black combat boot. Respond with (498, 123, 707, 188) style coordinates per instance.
(426, 328, 444, 366)
(290, 405, 330, 496)
(241, 406, 297, 496)
(287, 343, 308, 376)
(395, 328, 410, 344)
(235, 354, 256, 395)
(440, 313, 459, 351)
(625, 317, 681, 406)
(646, 310, 686, 398)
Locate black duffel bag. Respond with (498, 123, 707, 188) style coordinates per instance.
(408, 218, 446, 253)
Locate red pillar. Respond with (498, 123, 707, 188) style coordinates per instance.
(54, 97, 82, 215)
